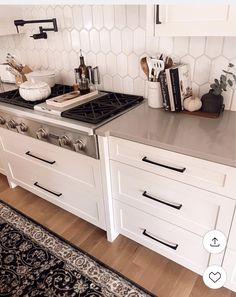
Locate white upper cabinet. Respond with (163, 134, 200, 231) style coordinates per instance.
(147, 5, 236, 36)
(0, 6, 23, 36)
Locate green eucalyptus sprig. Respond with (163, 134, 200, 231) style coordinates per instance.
(210, 63, 236, 96)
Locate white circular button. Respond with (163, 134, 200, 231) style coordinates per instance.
(203, 230, 226, 254)
(203, 265, 226, 289)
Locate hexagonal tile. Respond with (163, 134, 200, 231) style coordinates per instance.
(194, 56, 211, 85)
(180, 55, 195, 79)
(63, 5, 73, 28)
(139, 5, 146, 30)
(134, 77, 145, 96)
(222, 88, 233, 110)
(63, 70, 74, 85)
(103, 74, 113, 91)
(96, 53, 106, 75)
(82, 5, 93, 30)
(89, 29, 100, 54)
(87, 52, 97, 66)
(189, 37, 206, 57)
(72, 6, 83, 30)
(39, 49, 48, 69)
(54, 32, 64, 52)
(159, 37, 174, 55)
(62, 29, 72, 52)
(80, 29, 90, 53)
(47, 49, 56, 70)
(146, 36, 159, 56)
(174, 37, 189, 58)
(106, 53, 117, 76)
(61, 50, 70, 71)
(92, 5, 103, 29)
(191, 82, 199, 97)
(100, 29, 110, 54)
(111, 28, 122, 54)
(223, 37, 236, 59)
(199, 83, 210, 98)
(121, 28, 133, 55)
(70, 29, 80, 52)
(114, 6, 126, 29)
(113, 75, 123, 92)
(209, 56, 229, 84)
(128, 54, 139, 78)
(55, 6, 65, 29)
(69, 50, 78, 70)
(103, 5, 114, 30)
(54, 51, 63, 70)
(133, 28, 145, 55)
(117, 53, 128, 77)
(205, 37, 223, 58)
(47, 6, 55, 19)
(123, 76, 134, 94)
(127, 5, 139, 30)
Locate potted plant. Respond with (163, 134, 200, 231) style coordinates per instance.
(201, 63, 236, 113)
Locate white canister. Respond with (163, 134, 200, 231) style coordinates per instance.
(147, 81, 162, 108)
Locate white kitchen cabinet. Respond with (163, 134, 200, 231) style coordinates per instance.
(0, 6, 23, 36)
(147, 5, 236, 36)
(223, 249, 236, 292)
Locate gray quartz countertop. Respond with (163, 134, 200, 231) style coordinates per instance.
(96, 102, 236, 168)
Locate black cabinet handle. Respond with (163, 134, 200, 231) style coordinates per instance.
(142, 156, 186, 173)
(34, 182, 62, 197)
(142, 191, 182, 210)
(156, 5, 162, 24)
(26, 151, 56, 165)
(142, 229, 178, 250)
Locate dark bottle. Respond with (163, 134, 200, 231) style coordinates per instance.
(78, 49, 88, 79)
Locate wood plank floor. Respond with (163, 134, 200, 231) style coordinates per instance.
(0, 173, 235, 297)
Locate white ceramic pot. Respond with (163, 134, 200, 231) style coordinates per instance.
(26, 70, 56, 88)
(147, 81, 162, 108)
(19, 81, 51, 101)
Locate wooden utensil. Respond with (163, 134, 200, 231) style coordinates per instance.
(140, 57, 149, 78)
(165, 56, 173, 69)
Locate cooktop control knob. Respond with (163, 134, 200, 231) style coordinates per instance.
(19, 122, 28, 132)
(59, 135, 71, 147)
(73, 139, 85, 152)
(6, 119, 18, 129)
(36, 128, 48, 140)
(0, 116, 6, 125)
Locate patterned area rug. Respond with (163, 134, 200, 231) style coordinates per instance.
(0, 200, 156, 297)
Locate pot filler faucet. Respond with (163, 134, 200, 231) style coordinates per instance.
(14, 18, 58, 39)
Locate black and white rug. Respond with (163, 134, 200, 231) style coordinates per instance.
(0, 200, 156, 297)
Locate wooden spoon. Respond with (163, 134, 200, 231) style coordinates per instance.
(140, 57, 149, 79)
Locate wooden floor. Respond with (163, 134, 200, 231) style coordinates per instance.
(0, 174, 235, 297)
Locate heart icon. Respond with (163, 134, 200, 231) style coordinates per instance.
(209, 272, 221, 283)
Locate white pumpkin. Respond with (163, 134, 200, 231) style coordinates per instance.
(183, 97, 202, 112)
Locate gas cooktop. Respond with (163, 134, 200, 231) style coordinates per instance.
(61, 92, 144, 124)
(0, 84, 74, 110)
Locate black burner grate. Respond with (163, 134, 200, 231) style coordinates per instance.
(0, 84, 74, 109)
(61, 92, 144, 124)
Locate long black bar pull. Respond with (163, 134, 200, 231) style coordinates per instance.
(156, 5, 162, 25)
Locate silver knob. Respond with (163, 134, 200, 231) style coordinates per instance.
(6, 119, 18, 129)
(59, 135, 71, 147)
(19, 122, 28, 132)
(0, 116, 6, 125)
(73, 139, 85, 152)
(36, 128, 48, 140)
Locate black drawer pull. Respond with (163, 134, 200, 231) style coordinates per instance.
(142, 191, 182, 210)
(34, 182, 62, 197)
(142, 229, 178, 250)
(26, 151, 56, 165)
(156, 5, 162, 24)
(142, 156, 186, 173)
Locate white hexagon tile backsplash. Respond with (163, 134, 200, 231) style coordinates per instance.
(0, 5, 236, 110)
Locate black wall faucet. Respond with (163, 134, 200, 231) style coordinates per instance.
(14, 18, 58, 39)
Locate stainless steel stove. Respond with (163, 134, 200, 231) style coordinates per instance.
(0, 84, 143, 159)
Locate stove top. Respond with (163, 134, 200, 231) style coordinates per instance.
(0, 84, 74, 110)
(61, 92, 144, 124)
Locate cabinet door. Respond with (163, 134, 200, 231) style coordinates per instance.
(223, 249, 236, 293)
(0, 6, 23, 36)
(147, 5, 236, 36)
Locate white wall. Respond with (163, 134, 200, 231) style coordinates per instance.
(0, 5, 236, 110)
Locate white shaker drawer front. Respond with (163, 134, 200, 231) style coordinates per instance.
(0, 128, 99, 186)
(223, 249, 236, 292)
(109, 137, 236, 199)
(114, 201, 209, 274)
(6, 152, 105, 229)
(111, 161, 235, 237)
(227, 211, 236, 251)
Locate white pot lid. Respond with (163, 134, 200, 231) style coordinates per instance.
(27, 70, 56, 77)
(20, 81, 50, 90)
